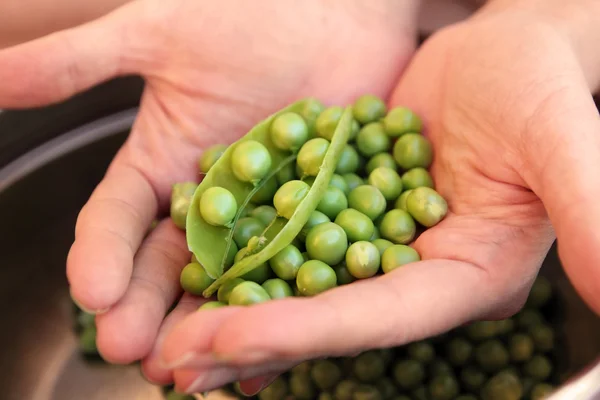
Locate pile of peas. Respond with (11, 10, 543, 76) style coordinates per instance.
(174, 95, 448, 306)
(72, 274, 560, 400)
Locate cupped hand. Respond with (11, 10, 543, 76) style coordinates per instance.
(0, 0, 420, 393)
(155, 4, 600, 395)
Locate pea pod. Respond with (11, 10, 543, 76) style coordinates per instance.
(202, 105, 354, 296)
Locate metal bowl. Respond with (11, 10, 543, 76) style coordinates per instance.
(0, 78, 599, 400)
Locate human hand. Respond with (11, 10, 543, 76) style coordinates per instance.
(0, 0, 421, 393)
(154, 0, 600, 395)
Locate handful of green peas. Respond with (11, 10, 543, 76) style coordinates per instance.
(173, 95, 448, 305)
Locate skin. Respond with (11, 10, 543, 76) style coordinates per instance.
(2, 0, 600, 396)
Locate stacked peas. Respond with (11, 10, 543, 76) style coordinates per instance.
(173, 95, 449, 306)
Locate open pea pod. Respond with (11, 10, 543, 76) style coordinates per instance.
(201, 106, 354, 296)
(186, 98, 330, 280)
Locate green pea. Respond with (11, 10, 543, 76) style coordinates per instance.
(408, 341, 436, 364)
(335, 380, 358, 400)
(366, 153, 397, 175)
(350, 119, 360, 141)
(508, 333, 534, 362)
(466, 320, 498, 341)
(330, 173, 350, 194)
(345, 241, 381, 279)
(217, 278, 245, 303)
(296, 260, 337, 296)
(355, 351, 386, 383)
(430, 359, 454, 377)
(251, 176, 278, 204)
(481, 371, 523, 400)
(269, 244, 304, 280)
(475, 340, 509, 373)
(381, 245, 420, 274)
(199, 301, 227, 310)
(495, 318, 516, 336)
(460, 366, 486, 392)
(180, 262, 215, 295)
(311, 359, 343, 390)
(299, 98, 325, 138)
(300, 210, 331, 239)
(233, 217, 265, 248)
(343, 173, 364, 192)
(306, 222, 348, 265)
(290, 372, 317, 400)
(77, 311, 96, 329)
(394, 190, 412, 211)
(372, 238, 394, 257)
(228, 281, 271, 305)
(406, 187, 448, 228)
(258, 376, 289, 400)
(530, 383, 554, 400)
(516, 309, 545, 330)
(529, 324, 554, 352)
(335, 209, 375, 242)
(370, 226, 380, 240)
(240, 263, 272, 284)
(276, 162, 297, 185)
(250, 205, 278, 226)
(379, 210, 416, 245)
(356, 122, 391, 157)
(428, 375, 459, 400)
(297, 138, 330, 176)
(317, 186, 348, 219)
(261, 278, 293, 299)
(524, 355, 552, 380)
(368, 167, 403, 201)
(352, 385, 382, 400)
(336, 144, 361, 174)
(526, 275, 553, 308)
(319, 393, 334, 400)
(199, 186, 238, 227)
(446, 337, 472, 366)
(303, 175, 316, 186)
(79, 324, 98, 354)
(273, 180, 310, 220)
(170, 182, 198, 230)
(393, 133, 432, 170)
(393, 359, 425, 389)
(231, 140, 272, 184)
(383, 107, 422, 137)
(402, 168, 434, 190)
(334, 262, 356, 285)
(316, 106, 343, 140)
(198, 144, 227, 174)
(353, 94, 387, 124)
(166, 390, 195, 400)
(270, 111, 309, 151)
(348, 185, 387, 220)
(375, 377, 398, 399)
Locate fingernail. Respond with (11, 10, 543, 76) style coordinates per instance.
(240, 374, 278, 397)
(184, 367, 237, 394)
(70, 288, 110, 315)
(161, 351, 222, 370)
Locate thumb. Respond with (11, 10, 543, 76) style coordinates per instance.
(522, 76, 600, 317)
(0, 3, 139, 108)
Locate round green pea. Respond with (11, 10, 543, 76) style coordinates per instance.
(299, 98, 325, 138)
(198, 144, 227, 173)
(408, 341, 436, 364)
(217, 278, 245, 303)
(259, 376, 289, 400)
(300, 210, 331, 239)
(199, 301, 227, 310)
(383, 107, 422, 137)
(531, 383, 555, 400)
(356, 122, 390, 157)
(273, 180, 310, 220)
(526, 276, 553, 308)
(231, 140, 272, 184)
(270, 111, 309, 151)
(475, 340, 509, 373)
(262, 278, 293, 299)
(229, 281, 271, 305)
(393, 133, 433, 170)
(276, 162, 297, 185)
(79, 325, 98, 354)
(394, 190, 412, 211)
(372, 238, 394, 257)
(316, 186, 348, 219)
(446, 338, 473, 366)
(334, 262, 356, 285)
(306, 222, 348, 265)
(335, 380, 358, 400)
(316, 106, 343, 140)
(180, 262, 215, 295)
(330, 173, 350, 194)
(350, 119, 360, 142)
(166, 390, 195, 400)
(296, 260, 338, 296)
(347, 185, 387, 220)
(366, 153, 397, 175)
(428, 375, 459, 400)
(509, 333, 534, 362)
(199, 186, 238, 227)
(529, 324, 554, 352)
(354, 351, 386, 383)
(240, 263, 272, 284)
(460, 366, 486, 392)
(393, 359, 425, 389)
(170, 182, 197, 230)
(368, 167, 403, 201)
(406, 187, 448, 228)
(297, 138, 330, 176)
(335, 208, 375, 242)
(233, 217, 265, 248)
(269, 244, 304, 280)
(523, 355, 552, 380)
(345, 241, 381, 278)
(290, 373, 317, 400)
(311, 359, 343, 391)
(336, 145, 361, 174)
(353, 94, 387, 124)
(352, 385, 381, 400)
(381, 245, 420, 273)
(402, 168, 434, 190)
(370, 226, 380, 240)
(250, 205, 278, 226)
(251, 176, 278, 204)
(481, 371, 523, 400)
(343, 173, 364, 192)
(379, 210, 416, 244)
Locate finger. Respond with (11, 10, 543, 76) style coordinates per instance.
(520, 79, 600, 317)
(95, 219, 189, 364)
(67, 161, 159, 312)
(238, 373, 281, 397)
